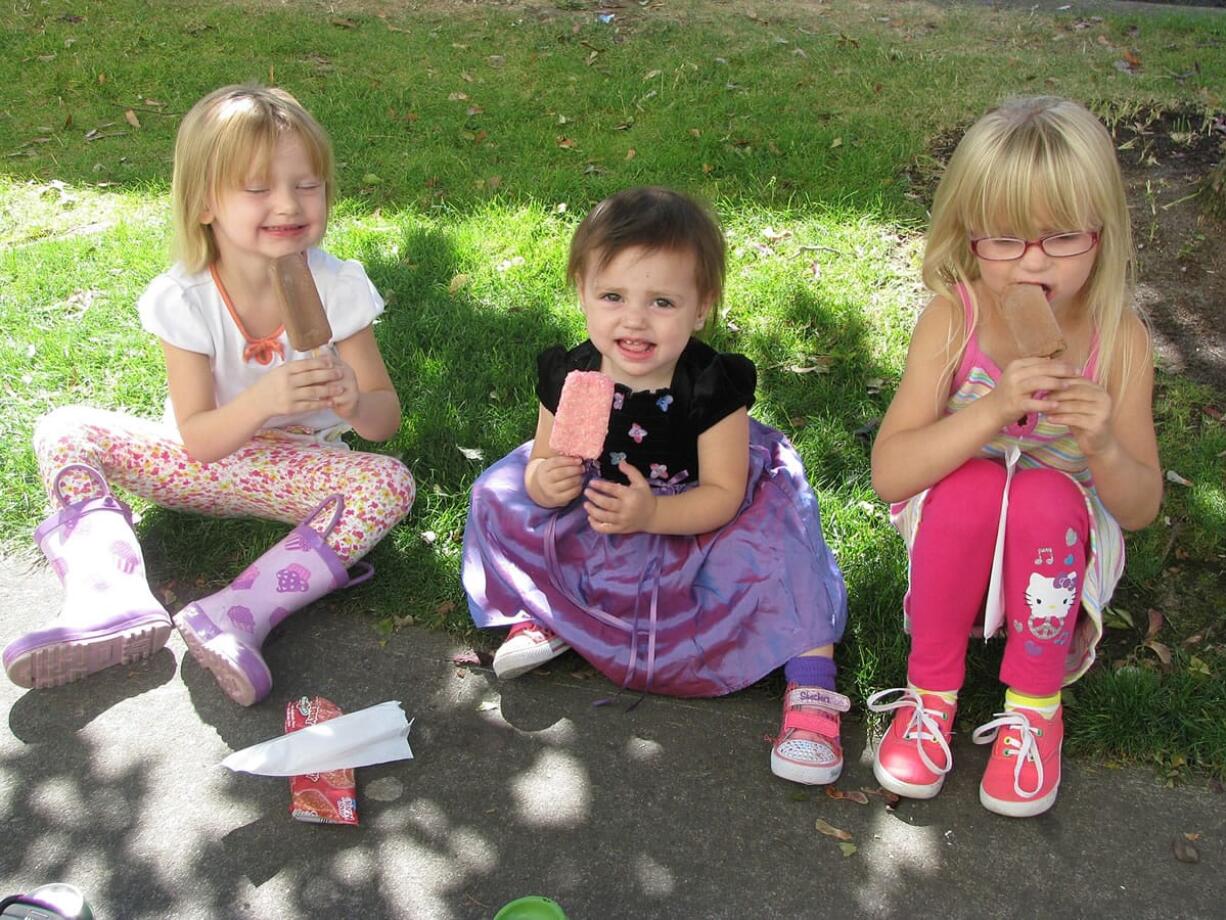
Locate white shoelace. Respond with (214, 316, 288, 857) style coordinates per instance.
(972, 710, 1042, 798)
(866, 687, 953, 776)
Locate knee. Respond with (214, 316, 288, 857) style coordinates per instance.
(1008, 469, 1086, 531)
(923, 459, 1007, 534)
(373, 456, 416, 522)
(33, 405, 92, 454)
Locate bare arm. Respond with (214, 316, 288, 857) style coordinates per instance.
(1047, 316, 1161, 530)
(872, 297, 999, 501)
(162, 342, 334, 462)
(524, 405, 584, 508)
(871, 296, 1079, 503)
(330, 325, 401, 442)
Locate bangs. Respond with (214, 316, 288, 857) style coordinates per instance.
(206, 94, 330, 192)
(959, 136, 1098, 238)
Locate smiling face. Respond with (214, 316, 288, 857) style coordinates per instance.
(578, 244, 713, 391)
(201, 131, 327, 270)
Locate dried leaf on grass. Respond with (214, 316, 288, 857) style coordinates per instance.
(1187, 656, 1212, 677)
(838, 842, 858, 857)
(1145, 608, 1164, 640)
(124, 109, 141, 129)
(1145, 640, 1172, 666)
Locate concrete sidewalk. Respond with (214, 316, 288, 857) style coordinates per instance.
(1, 557, 1221, 919)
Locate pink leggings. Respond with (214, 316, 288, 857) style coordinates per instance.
(906, 459, 1089, 696)
(33, 406, 415, 566)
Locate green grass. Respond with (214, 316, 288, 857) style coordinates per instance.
(1, 0, 1224, 777)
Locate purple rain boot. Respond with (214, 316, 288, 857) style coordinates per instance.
(175, 495, 373, 706)
(3, 464, 172, 689)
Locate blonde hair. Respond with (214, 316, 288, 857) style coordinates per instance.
(922, 96, 1137, 390)
(171, 84, 335, 272)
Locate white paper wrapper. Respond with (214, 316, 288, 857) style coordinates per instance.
(222, 701, 414, 776)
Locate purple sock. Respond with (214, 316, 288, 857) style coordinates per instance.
(784, 655, 837, 690)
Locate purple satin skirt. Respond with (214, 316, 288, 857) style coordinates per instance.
(461, 420, 847, 698)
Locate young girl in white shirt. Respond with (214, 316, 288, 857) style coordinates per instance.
(3, 85, 414, 705)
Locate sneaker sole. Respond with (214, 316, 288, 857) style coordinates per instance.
(4, 617, 172, 690)
(979, 782, 1060, 818)
(872, 757, 946, 799)
(493, 641, 570, 680)
(771, 750, 844, 786)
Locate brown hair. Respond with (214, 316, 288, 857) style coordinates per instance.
(567, 187, 726, 309)
(171, 84, 334, 272)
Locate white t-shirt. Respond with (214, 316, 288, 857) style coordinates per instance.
(137, 248, 385, 440)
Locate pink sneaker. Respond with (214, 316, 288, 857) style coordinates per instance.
(770, 684, 850, 785)
(867, 688, 956, 799)
(492, 620, 570, 679)
(973, 705, 1063, 818)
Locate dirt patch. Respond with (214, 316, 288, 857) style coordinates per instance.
(1116, 111, 1226, 390)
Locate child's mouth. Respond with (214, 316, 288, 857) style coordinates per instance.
(1019, 282, 1054, 301)
(617, 338, 656, 359)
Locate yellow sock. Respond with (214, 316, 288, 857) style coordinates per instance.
(1005, 689, 1061, 717)
(908, 683, 957, 704)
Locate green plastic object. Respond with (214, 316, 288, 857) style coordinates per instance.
(493, 896, 568, 920)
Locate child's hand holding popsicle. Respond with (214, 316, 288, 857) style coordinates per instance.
(990, 284, 1078, 428)
(529, 371, 615, 508)
(256, 251, 358, 418)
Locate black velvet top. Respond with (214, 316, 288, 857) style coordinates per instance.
(537, 338, 756, 485)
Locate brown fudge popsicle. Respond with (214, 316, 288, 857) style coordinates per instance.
(270, 253, 333, 353)
(1001, 283, 1066, 358)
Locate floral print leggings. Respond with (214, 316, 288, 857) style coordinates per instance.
(33, 406, 415, 565)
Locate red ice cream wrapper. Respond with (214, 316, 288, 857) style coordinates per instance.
(285, 696, 359, 825)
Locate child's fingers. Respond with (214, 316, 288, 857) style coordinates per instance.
(585, 478, 623, 498)
(584, 502, 619, 527)
(583, 485, 622, 512)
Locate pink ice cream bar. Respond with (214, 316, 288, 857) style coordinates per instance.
(550, 370, 615, 459)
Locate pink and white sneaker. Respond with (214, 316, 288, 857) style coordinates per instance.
(973, 705, 1063, 818)
(493, 620, 570, 679)
(867, 687, 957, 799)
(770, 684, 850, 785)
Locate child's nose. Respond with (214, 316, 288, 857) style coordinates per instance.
(1018, 241, 1052, 270)
(271, 185, 300, 214)
(622, 303, 649, 326)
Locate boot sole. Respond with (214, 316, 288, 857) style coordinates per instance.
(4, 617, 172, 690)
(176, 615, 270, 707)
